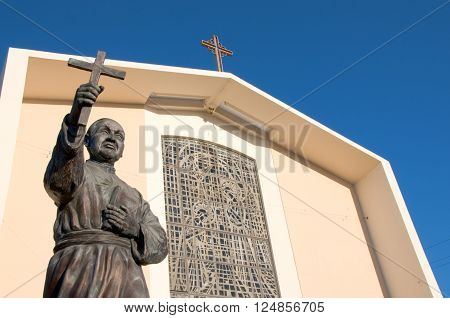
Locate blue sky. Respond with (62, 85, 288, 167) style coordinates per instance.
(1, 0, 449, 297)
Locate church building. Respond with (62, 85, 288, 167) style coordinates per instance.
(0, 48, 441, 297)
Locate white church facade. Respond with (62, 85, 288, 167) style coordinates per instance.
(0, 48, 441, 297)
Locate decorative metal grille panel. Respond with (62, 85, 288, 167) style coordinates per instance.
(162, 136, 280, 298)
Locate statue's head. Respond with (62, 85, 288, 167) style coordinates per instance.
(84, 118, 125, 164)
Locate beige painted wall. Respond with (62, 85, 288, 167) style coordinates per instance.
(271, 148, 384, 297)
(355, 162, 441, 297)
(0, 102, 148, 297)
(0, 101, 440, 298)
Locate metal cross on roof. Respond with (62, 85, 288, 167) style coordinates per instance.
(68, 51, 126, 125)
(201, 35, 233, 72)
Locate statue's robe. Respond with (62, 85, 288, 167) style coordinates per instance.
(43, 115, 168, 297)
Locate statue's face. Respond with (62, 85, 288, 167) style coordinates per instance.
(86, 119, 125, 163)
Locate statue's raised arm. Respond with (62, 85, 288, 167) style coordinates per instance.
(44, 83, 103, 206)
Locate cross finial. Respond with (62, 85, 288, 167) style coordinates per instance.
(67, 51, 126, 125)
(201, 35, 233, 72)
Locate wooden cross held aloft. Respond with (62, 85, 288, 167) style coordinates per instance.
(201, 35, 233, 72)
(68, 51, 126, 125)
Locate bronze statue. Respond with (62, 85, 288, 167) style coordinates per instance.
(43, 81, 168, 297)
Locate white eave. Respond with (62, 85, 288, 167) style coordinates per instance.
(19, 47, 383, 184)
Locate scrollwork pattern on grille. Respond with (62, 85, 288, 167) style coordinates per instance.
(162, 136, 280, 298)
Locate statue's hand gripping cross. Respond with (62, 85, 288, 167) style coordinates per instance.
(68, 51, 126, 126)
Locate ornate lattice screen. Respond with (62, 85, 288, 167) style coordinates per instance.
(162, 136, 280, 298)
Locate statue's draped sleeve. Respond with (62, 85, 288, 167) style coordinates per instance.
(44, 114, 85, 207)
(131, 195, 168, 265)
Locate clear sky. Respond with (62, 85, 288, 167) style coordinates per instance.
(0, 0, 449, 297)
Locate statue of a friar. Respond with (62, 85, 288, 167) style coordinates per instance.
(43, 82, 168, 297)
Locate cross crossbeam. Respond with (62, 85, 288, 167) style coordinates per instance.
(201, 35, 233, 72)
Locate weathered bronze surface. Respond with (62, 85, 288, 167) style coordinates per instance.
(43, 59, 168, 297)
(201, 35, 233, 72)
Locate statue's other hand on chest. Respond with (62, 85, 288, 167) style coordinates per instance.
(102, 204, 140, 239)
